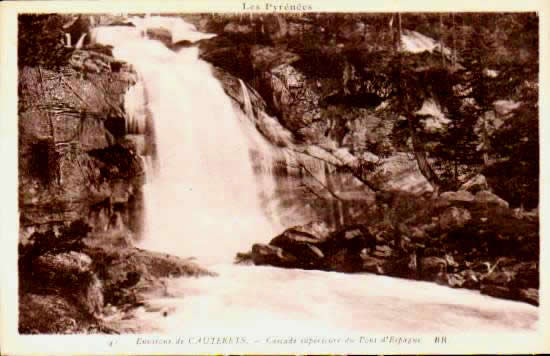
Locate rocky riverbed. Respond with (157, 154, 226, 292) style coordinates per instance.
(239, 187, 539, 306)
(19, 220, 214, 334)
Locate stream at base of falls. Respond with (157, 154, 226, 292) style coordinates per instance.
(118, 263, 538, 333)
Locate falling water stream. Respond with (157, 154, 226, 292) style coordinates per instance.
(91, 17, 538, 335)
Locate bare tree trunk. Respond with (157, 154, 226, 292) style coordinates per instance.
(324, 162, 339, 228)
(454, 158, 458, 187)
(482, 112, 491, 166)
(451, 13, 457, 67)
(440, 14, 445, 67)
(37, 66, 60, 185)
(395, 14, 442, 193)
(37, 66, 55, 141)
(406, 115, 442, 193)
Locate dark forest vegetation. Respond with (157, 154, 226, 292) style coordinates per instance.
(195, 12, 538, 209)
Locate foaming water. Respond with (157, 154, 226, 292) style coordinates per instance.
(93, 17, 538, 334)
(127, 264, 538, 333)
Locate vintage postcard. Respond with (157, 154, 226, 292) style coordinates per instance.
(1, 0, 549, 354)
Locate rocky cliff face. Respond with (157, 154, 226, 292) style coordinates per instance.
(193, 14, 438, 201)
(196, 15, 395, 147)
(18, 46, 145, 244)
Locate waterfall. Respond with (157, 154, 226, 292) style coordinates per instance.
(92, 17, 277, 264)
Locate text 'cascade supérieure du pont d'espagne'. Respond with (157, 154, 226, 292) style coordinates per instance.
(135, 335, 426, 346)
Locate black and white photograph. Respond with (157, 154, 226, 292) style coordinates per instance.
(1, 0, 548, 354)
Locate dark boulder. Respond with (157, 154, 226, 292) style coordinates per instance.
(481, 271, 515, 286)
(269, 221, 331, 267)
(475, 190, 510, 209)
(518, 288, 539, 306)
(250, 243, 298, 268)
(480, 284, 515, 300)
(459, 174, 489, 194)
(321, 225, 374, 255)
(32, 251, 103, 316)
(324, 248, 360, 273)
(271, 221, 331, 247)
(361, 253, 413, 278)
(439, 190, 475, 205)
(19, 293, 110, 334)
(419, 256, 447, 281)
(361, 254, 392, 274)
(507, 261, 539, 289)
(458, 269, 481, 289)
(439, 206, 472, 232)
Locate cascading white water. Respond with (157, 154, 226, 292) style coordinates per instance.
(93, 18, 278, 265)
(92, 17, 538, 336)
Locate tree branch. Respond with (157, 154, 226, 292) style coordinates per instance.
(297, 161, 346, 201)
(300, 181, 329, 201)
(405, 114, 442, 192)
(287, 145, 380, 192)
(59, 76, 92, 110)
(37, 66, 55, 140)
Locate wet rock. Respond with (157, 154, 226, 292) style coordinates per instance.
(269, 63, 322, 131)
(250, 45, 301, 71)
(197, 38, 255, 81)
(81, 246, 215, 307)
(69, 49, 113, 74)
(508, 261, 539, 288)
(481, 271, 515, 286)
(459, 269, 481, 289)
(419, 256, 447, 281)
(87, 247, 214, 281)
(308, 244, 325, 259)
(480, 284, 514, 300)
(322, 225, 373, 254)
(250, 243, 298, 268)
(270, 221, 331, 248)
(440, 190, 475, 204)
(33, 251, 103, 315)
(459, 174, 489, 194)
(361, 254, 394, 275)
(446, 273, 466, 288)
(439, 206, 472, 231)
(475, 190, 509, 209)
(372, 244, 397, 258)
(79, 273, 104, 315)
(34, 251, 93, 276)
(235, 251, 254, 265)
(518, 288, 538, 306)
(325, 248, 360, 273)
(19, 293, 109, 334)
(146, 28, 172, 45)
